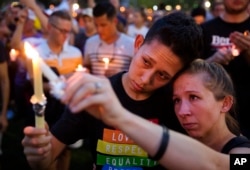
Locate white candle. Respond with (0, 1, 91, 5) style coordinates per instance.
(29, 46, 46, 129)
(32, 57, 45, 129)
(24, 42, 65, 101)
(24, 42, 49, 128)
(102, 57, 110, 70)
(32, 56, 43, 102)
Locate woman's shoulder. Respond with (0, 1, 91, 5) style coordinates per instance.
(222, 136, 250, 154)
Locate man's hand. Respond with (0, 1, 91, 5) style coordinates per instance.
(19, 0, 37, 10)
(207, 48, 235, 65)
(230, 31, 250, 52)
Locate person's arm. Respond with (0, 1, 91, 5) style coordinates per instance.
(87, 0, 96, 8)
(0, 61, 10, 132)
(20, 0, 49, 32)
(230, 31, 250, 64)
(9, 9, 27, 51)
(22, 125, 67, 170)
(114, 109, 228, 170)
(61, 72, 229, 170)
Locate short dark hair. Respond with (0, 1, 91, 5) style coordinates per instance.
(191, 6, 206, 18)
(93, 2, 117, 20)
(48, 10, 72, 24)
(144, 11, 203, 67)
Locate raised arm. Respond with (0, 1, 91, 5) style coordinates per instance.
(9, 9, 27, 51)
(0, 61, 10, 132)
(20, 0, 49, 32)
(61, 72, 229, 170)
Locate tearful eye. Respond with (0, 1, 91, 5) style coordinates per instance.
(173, 98, 180, 104)
(158, 72, 170, 80)
(190, 95, 198, 101)
(143, 58, 150, 66)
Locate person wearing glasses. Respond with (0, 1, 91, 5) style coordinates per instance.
(22, 11, 204, 170)
(84, 2, 134, 77)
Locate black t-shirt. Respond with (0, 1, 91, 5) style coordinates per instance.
(201, 17, 250, 137)
(221, 136, 250, 154)
(51, 71, 184, 170)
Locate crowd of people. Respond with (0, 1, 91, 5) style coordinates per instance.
(0, 0, 250, 169)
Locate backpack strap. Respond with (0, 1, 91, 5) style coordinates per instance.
(221, 136, 250, 154)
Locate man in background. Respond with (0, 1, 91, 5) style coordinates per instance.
(84, 2, 134, 77)
(201, 0, 250, 139)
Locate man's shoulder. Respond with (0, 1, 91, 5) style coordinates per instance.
(64, 44, 82, 56)
(201, 17, 222, 28)
(120, 33, 135, 43)
(23, 37, 46, 47)
(86, 35, 100, 44)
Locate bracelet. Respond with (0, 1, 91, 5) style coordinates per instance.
(149, 125, 169, 161)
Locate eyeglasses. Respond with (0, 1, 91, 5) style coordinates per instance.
(50, 22, 71, 34)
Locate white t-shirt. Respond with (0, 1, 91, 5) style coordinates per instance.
(127, 24, 149, 38)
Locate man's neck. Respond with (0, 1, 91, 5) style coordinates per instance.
(85, 28, 96, 37)
(47, 39, 63, 55)
(104, 31, 120, 44)
(221, 11, 250, 23)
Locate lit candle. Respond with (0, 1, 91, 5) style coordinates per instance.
(32, 56, 44, 102)
(75, 64, 87, 72)
(24, 42, 47, 128)
(231, 44, 239, 57)
(24, 42, 65, 101)
(9, 49, 18, 61)
(32, 56, 45, 129)
(102, 57, 110, 70)
(24, 42, 59, 82)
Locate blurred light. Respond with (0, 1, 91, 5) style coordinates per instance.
(120, 6, 126, 13)
(153, 5, 158, 11)
(204, 0, 211, 9)
(72, 3, 79, 11)
(147, 16, 152, 21)
(175, 4, 182, 10)
(165, 5, 172, 11)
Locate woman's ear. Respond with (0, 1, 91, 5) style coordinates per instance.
(134, 34, 144, 53)
(221, 95, 233, 113)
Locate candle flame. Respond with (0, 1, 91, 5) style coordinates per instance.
(102, 57, 110, 63)
(9, 49, 18, 61)
(231, 44, 240, 57)
(24, 42, 39, 59)
(102, 57, 110, 70)
(75, 64, 86, 72)
(244, 30, 249, 36)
